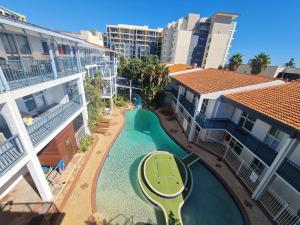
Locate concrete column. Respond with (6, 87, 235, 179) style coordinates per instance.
(5, 96, 53, 201)
(77, 76, 90, 135)
(26, 156, 53, 201)
(175, 86, 183, 113)
(188, 96, 202, 142)
(47, 40, 58, 79)
(252, 138, 298, 200)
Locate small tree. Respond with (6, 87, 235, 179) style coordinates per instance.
(85, 72, 104, 131)
(117, 55, 127, 75)
(168, 211, 180, 225)
(285, 58, 296, 68)
(228, 53, 243, 71)
(249, 53, 271, 74)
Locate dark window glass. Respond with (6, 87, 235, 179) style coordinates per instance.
(41, 41, 49, 55)
(15, 35, 31, 54)
(0, 33, 18, 54)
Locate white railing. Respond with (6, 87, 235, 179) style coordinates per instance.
(0, 59, 53, 90)
(75, 125, 85, 145)
(259, 188, 300, 225)
(224, 147, 264, 193)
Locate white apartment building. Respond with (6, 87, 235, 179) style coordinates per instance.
(105, 24, 163, 59)
(166, 68, 300, 225)
(61, 30, 104, 47)
(0, 15, 117, 202)
(161, 13, 239, 69)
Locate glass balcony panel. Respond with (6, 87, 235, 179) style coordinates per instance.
(277, 159, 300, 192)
(26, 95, 82, 146)
(55, 57, 79, 77)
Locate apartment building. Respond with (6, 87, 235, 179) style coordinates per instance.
(0, 6, 26, 22)
(105, 24, 163, 59)
(61, 30, 104, 47)
(161, 13, 239, 69)
(237, 64, 300, 80)
(166, 68, 300, 225)
(0, 15, 117, 201)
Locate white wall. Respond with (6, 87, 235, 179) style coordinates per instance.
(215, 101, 234, 118)
(185, 89, 194, 102)
(288, 142, 300, 166)
(173, 30, 192, 64)
(204, 99, 215, 118)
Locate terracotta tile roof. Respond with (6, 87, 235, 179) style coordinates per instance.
(173, 68, 273, 94)
(168, 64, 193, 73)
(225, 81, 300, 131)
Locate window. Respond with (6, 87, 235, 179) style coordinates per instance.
(41, 41, 49, 55)
(23, 91, 46, 112)
(200, 99, 208, 114)
(15, 35, 31, 55)
(0, 33, 18, 54)
(229, 138, 243, 155)
(238, 112, 256, 132)
(264, 127, 284, 150)
(250, 158, 265, 175)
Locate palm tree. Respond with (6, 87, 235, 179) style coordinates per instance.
(285, 58, 296, 68)
(228, 53, 243, 71)
(249, 53, 271, 74)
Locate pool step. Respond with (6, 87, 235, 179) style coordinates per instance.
(182, 153, 199, 166)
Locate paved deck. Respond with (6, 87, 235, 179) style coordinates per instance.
(58, 108, 126, 225)
(154, 109, 272, 225)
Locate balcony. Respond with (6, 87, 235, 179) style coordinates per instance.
(0, 57, 79, 91)
(179, 95, 195, 116)
(277, 159, 300, 192)
(196, 113, 278, 166)
(0, 135, 25, 176)
(0, 59, 54, 90)
(26, 95, 83, 146)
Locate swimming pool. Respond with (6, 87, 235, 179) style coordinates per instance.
(96, 108, 244, 225)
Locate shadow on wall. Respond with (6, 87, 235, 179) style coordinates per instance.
(0, 201, 64, 225)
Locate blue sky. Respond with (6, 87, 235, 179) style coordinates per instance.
(1, 0, 299, 66)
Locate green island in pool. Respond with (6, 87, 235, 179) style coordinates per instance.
(138, 151, 194, 225)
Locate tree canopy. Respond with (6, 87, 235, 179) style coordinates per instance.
(285, 58, 296, 68)
(249, 53, 271, 74)
(228, 53, 243, 71)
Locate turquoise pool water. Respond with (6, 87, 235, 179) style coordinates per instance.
(96, 108, 244, 225)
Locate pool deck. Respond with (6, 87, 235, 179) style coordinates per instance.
(56, 108, 127, 225)
(153, 108, 273, 225)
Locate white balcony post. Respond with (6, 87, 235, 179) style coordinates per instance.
(5, 95, 53, 201)
(252, 138, 298, 200)
(188, 96, 201, 142)
(47, 40, 58, 79)
(129, 80, 132, 101)
(75, 44, 82, 73)
(26, 156, 53, 201)
(175, 86, 183, 113)
(77, 76, 90, 135)
(0, 67, 10, 91)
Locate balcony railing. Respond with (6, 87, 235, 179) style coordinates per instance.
(196, 113, 278, 166)
(0, 59, 54, 90)
(26, 95, 82, 146)
(55, 57, 79, 77)
(179, 95, 195, 116)
(277, 159, 300, 192)
(0, 135, 25, 176)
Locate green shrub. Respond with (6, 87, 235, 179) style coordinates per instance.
(78, 135, 94, 152)
(114, 96, 129, 108)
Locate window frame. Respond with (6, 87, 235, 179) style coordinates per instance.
(238, 111, 256, 132)
(200, 99, 208, 114)
(23, 91, 47, 113)
(264, 127, 284, 150)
